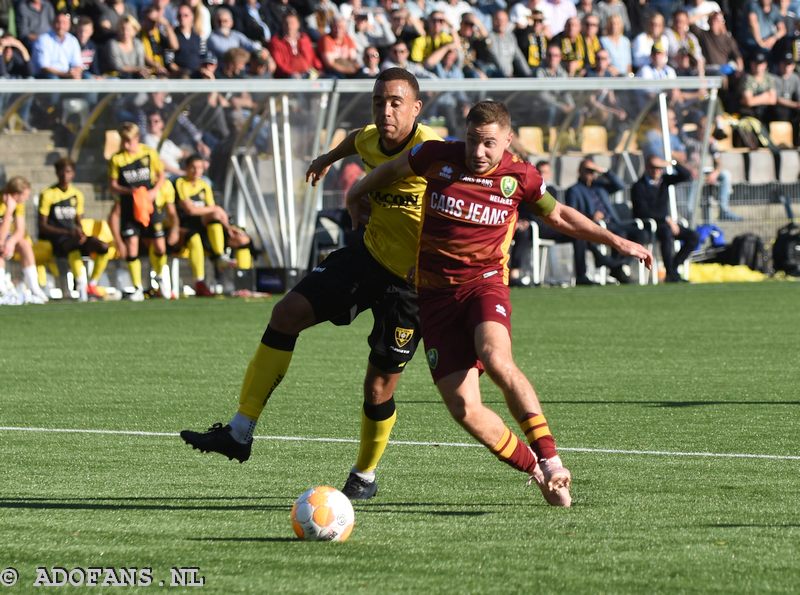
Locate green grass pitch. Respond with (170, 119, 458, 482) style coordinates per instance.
(1, 283, 798, 593)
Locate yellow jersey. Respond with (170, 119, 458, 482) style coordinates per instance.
(38, 183, 84, 232)
(174, 177, 215, 209)
(156, 179, 175, 211)
(355, 123, 442, 279)
(108, 145, 164, 192)
(0, 199, 25, 227)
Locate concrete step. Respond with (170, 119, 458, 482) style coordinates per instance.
(5, 165, 68, 185)
(0, 148, 68, 167)
(0, 130, 58, 152)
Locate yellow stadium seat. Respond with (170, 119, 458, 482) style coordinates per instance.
(321, 127, 347, 150)
(581, 125, 609, 154)
(614, 128, 639, 153)
(769, 121, 794, 148)
(103, 130, 121, 160)
(517, 126, 545, 155)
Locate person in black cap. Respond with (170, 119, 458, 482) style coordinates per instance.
(738, 52, 777, 123)
(769, 52, 800, 145)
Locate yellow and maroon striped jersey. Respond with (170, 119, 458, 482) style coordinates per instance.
(408, 140, 554, 289)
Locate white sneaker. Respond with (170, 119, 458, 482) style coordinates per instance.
(130, 287, 145, 302)
(19, 285, 48, 305)
(528, 455, 572, 507)
(76, 277, 88, 302)
(26, 292, 49, 305)
(0, 286, 22, 305)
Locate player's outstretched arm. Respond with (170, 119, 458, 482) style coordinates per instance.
(345, 154, 413, 229)
(305, 129, 360, 187)
(543, 200, 653, 270)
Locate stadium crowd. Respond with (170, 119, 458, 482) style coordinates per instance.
(0, 0, 798, 141)
(2, 0, 799, 301)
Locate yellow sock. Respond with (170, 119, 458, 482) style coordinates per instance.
(235, 247, 252, 270)
(238, 327, 297, 419)
(148, 245, 167, 274)
(188, 234, 205, 280)
(128, 259, 142, 288)
(67, 250, 85, 280)
(354, 403, 397, 474)
(33, 241, 53, 287)
(90, 252, 110, 284)
(207, 222, 225, 257)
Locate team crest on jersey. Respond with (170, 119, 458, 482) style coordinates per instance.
(500, 176, 517, 198)
(426, 348, 438, 370)
(395, 327, 414, 348)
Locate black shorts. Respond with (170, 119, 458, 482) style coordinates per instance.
(122, 204, 167, 240)
(44, 232, 82, 257)
(120, 196, 144, 239)
(181, 215, 204, 239)
(293, 239, 420, 373)
(142, 207, 168, 240)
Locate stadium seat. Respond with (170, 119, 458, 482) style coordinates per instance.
(325, 127, 347, 150)
(613, 128, 639, 153)
(530, 220, 555, 286)
(581, 125, 609, 154)
(769, 121, 794, 148)
(715, 119, 735, 151)
(778, 149, 800, 182)
(610, 201, 658, 285)
(103, 130, 121, 160)
(719, 151, 747, 184)
(746, 150, 777, 183)
(62, 98, 90, 132)
(556, 154, 583, 188)
(517, 126, 545, 156)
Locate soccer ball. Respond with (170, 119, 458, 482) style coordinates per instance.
(291, 486, 355, 542)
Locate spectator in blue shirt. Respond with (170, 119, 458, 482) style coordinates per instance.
(32, 11, 82, 79)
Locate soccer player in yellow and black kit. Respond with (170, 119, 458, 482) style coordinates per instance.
(107, 121, 166, 302)
(38, 157, 111, 301)
(181, 69, 441, 500)
(174, 154, 242, 297)
(1, 176, 49, 304)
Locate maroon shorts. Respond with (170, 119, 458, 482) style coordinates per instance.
(418, 280, 512, 383)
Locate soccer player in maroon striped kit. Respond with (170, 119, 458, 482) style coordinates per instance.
(346, 101, 653, 507)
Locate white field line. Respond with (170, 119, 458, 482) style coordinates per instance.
(2, 425, 799, 461)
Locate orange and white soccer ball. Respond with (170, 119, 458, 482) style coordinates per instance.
(291, 486, 355, 542)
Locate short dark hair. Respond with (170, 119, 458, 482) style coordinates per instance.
(54, 156, 76, 172)
(375, 67, 420, 99)
(466, 100, 511, 129)
(184, 153, 204, 169)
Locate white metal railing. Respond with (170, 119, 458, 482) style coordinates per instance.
(0, 77, 722, 273)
